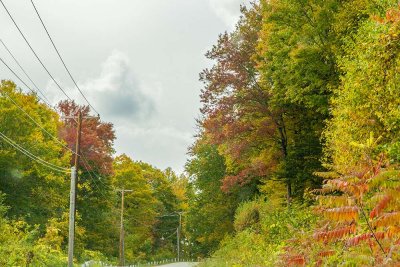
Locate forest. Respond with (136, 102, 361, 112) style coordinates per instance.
(1, 0, 400, 266)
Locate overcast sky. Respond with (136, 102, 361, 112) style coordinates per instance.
(0, 0, 250, 173)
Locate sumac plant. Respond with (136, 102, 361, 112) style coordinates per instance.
(284, 155, 400, 266)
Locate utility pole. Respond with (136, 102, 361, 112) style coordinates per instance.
(177, 226, 179, 261)
(177, 212, 183, 261)
(68, 110, 82, 267)
(117, 188, 133, 267)
(67, 166, 77, 267)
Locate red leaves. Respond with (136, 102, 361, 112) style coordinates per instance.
(370, 195, 392, 219)
(346, 233, 372, 246)
(314, 224, 356, 242)
(58, 100, 115, 175)
(346, 232, 388, 247)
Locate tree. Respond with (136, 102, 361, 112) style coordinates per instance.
(0, 80, 70, 227)
(58, 100, 117, 257)
(325, 1, 400, 172)
(199, 2, 282, 197)
(112, 154, 159, 262)
(185, 139, 246, 256)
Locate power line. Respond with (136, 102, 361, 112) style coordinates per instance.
(0, 80, 104, 181)
(80, 156, 110, 199)
(0, 57, 52, 107)
(0, 131, 70, 173)
(30, 0, 99, 116)
(0, 39, 51, 104)
(81, 155, 109, 187)
(0, 0, 73, 101)
(0, 58, 106, 192)
(0, 87, 107, 199)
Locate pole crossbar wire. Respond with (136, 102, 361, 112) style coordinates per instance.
(0, 131, 70, 173)
(0, 0, 72, 101)
(80, 156, 110, 200)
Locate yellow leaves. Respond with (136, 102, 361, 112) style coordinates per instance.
(313, 171, 339, 179)
(387, 225, 400, 238)
(323, 206, 359, 222)
(374, 212, 400, 228)
(368, 170, 400, 189)
(316, 195, 355, 208)
(349, 132, 382, 150)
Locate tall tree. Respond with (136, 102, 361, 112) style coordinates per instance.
(58, 100, 116, 256)
(200, 3, 282, 196)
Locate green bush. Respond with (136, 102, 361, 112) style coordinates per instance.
(199, 198, 317, 267)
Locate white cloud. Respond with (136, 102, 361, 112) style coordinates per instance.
(114, 123, 194, 174)
(208, 0, 251, 29)
(81, 50, 155, 121)
(46, 50, 155, 121)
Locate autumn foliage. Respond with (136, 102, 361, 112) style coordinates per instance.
(283, 155, 400, 265)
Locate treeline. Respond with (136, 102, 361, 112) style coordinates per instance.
(0, 80, 188, 265)
(185, 0, 400, 265)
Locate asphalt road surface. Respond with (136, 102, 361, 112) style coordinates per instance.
(156, 262, 198, 267)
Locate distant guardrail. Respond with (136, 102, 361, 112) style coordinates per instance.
(82, 258, 198, 267)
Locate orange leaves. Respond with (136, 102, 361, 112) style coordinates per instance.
(286, 255, 306, 266)
(322, 178, 368, 198)
(370, 195, 392, 219)
(374, 212, 400, 228)
(318, 250, 335, 258)
(323, 206, 359, 222)
(385, 7, 400, 23)
(314, 224, 356, 242)
(387, 226, 400, 238)
(372, 4, 400, 24)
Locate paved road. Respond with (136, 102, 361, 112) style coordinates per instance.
(156, 262, 198, 267)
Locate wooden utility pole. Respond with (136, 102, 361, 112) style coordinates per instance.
(67, 110, 82, 267)
(177, 212, 183, 261)
(117, 189, 133, 267)
(67, 166, 77, 267)
(74, 111, 82, 179)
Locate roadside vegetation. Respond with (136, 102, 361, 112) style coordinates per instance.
(185, 0, 400, 266)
